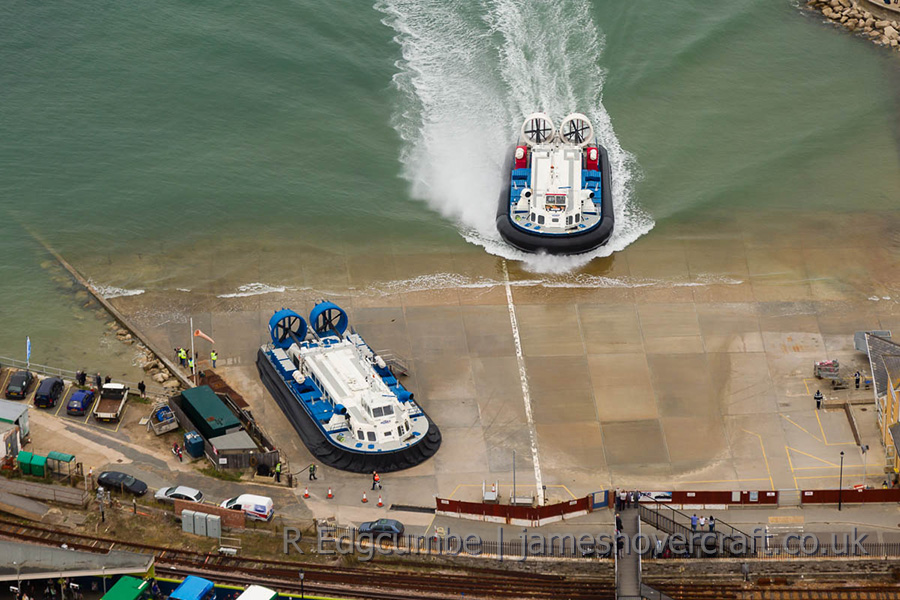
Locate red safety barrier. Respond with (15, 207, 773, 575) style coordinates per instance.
(801, 488, 900, 504)
(435, 496, 591, 524)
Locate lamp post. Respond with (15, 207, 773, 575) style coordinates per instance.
(299, 570, 305, 599)
(838, 451, 845, 511)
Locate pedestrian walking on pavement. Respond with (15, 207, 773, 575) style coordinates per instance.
(614, 487, 620, 511)
(619, 489, 627, 510)
(699, 515, 706, 530)
(615, 513, 623, 533)
(211, 350, 218, 368)
(691, 514, 698, 531)
(855, 370, 861, 389)
(138, 380, 146, 398)
(309, 463, 318, 480)
(94, 373, 102, 389)
(372, 470, 381, 490)
(708, 515, 715, 532)
(275, 461, 282, 483)
(814, 389, 823, 410)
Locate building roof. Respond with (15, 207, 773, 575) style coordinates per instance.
(0, 540, 154, 581)
(101, 576, 149, 600)
(170, 576, 214, 600)
(180, 386, 240, 440)
(865, 334, 900, 398)
(209, 430, 257, 451)
(0, 399, 28, 422)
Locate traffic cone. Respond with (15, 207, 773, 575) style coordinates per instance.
(362, 492, 368, 503)
(377, 495, 384, 507)
(303, 487, 310, 499)
(327, 487, 333, 499)
(491, 483, 496, 494)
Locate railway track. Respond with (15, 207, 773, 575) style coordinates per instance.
(5, 519, 900, 599)
(0, 518, 613, 599)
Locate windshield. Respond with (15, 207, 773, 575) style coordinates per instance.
(123, 475, 136, 486)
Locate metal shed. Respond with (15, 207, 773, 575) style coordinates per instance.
(0, 399, 29, 437)
(180, 386, 240, 440)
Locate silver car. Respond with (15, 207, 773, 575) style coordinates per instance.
(154, 485, 204, 504)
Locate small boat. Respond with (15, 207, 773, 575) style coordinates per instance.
(496, 112, 613, 254)
(256, 301, 441, 472)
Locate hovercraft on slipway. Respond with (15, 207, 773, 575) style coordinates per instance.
(496, 112, 613, 255)
(256, 301, 441, 473)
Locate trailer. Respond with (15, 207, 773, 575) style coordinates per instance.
(93, 383, 129, 422)
(149, 400, 178, 435)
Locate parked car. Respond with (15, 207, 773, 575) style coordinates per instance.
(66, 389, 96, 416)
(358, 518, 405, 536)
(220, 494, 273, 521)
(155, 485, 204, 504)
(5, 370, 35, 399)
(33, 377, 64, 408)
(97, 471, 147, 496)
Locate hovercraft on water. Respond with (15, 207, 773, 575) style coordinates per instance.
(256, 301, 441, 473)
(496, 112, 613, 255)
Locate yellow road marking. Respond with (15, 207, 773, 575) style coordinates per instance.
(741, 429, 774, 490)
(785, 446, 798, 490)
(814, 409, 856, 446)
(785, 446, 839, 467)
(54, 385, 74, 416)
(0, 370, 11, 393)
(678, 478, 771, 484)
(780, 414, 823, 443)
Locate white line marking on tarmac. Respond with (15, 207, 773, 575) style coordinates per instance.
(501, 259, 544, 505)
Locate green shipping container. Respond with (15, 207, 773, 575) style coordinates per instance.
(101, 576, 149, 600)
(180, 386, 240, 441)
(30, 454, 47, 477)
(17, 451, 33, 475)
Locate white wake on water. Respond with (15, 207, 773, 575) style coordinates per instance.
(377, 0, 653, 274)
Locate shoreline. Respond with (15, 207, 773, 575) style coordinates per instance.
(806, 0, 900, 50)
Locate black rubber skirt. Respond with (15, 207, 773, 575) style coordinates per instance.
(496, 144, 614, 255)
(256, 349, 441, 473)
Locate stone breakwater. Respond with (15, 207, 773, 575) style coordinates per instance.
(807, 0, 900, 50)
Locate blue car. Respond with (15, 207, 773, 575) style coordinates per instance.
(67, 389, 95, 416)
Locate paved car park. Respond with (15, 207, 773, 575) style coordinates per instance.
(1, 367, 127, 433)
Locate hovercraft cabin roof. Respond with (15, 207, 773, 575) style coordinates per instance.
(180, 386, 240, 440)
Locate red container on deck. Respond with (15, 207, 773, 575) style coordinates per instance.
(514, 146, 528, 169)
(584, 146, 600, 171)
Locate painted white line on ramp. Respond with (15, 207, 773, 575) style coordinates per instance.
(501, 259, 544, 505)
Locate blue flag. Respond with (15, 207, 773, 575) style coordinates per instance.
(26, 336, 31, 363)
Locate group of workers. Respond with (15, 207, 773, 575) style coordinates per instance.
(174, 348, 219, 371)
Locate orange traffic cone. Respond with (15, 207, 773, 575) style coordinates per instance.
(303, 487, 310, 499)
(491, 483, 496, 493)
(377, 495, 384, 507)
(361, 492, 368, 503)
(327, 487, 333, 499)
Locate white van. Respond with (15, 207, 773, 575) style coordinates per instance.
(220, 493, 274, 521)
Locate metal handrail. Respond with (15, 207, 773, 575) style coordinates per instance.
(637, 496, 757, 557)
(0, 354, 168, 396)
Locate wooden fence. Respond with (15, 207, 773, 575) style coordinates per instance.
(435, 496, 592, 526)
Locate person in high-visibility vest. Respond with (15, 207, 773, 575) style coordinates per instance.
(178, 348, 187, 367)
(275, 461, 282, 483)
(210, 350, 218, 368)
(187, 357, 195, 372)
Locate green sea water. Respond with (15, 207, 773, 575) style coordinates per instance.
(1, 0, 899, 373)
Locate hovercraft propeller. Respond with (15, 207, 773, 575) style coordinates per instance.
(521, 112, 555, 146)
(309, 301, 349, 338)
(269, 309, 308, 350)
(559, 113, 594, 147)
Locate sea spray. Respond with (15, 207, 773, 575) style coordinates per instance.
(377, 0, 653, 273)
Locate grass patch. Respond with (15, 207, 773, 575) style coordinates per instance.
(200, 466, 243, 482)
